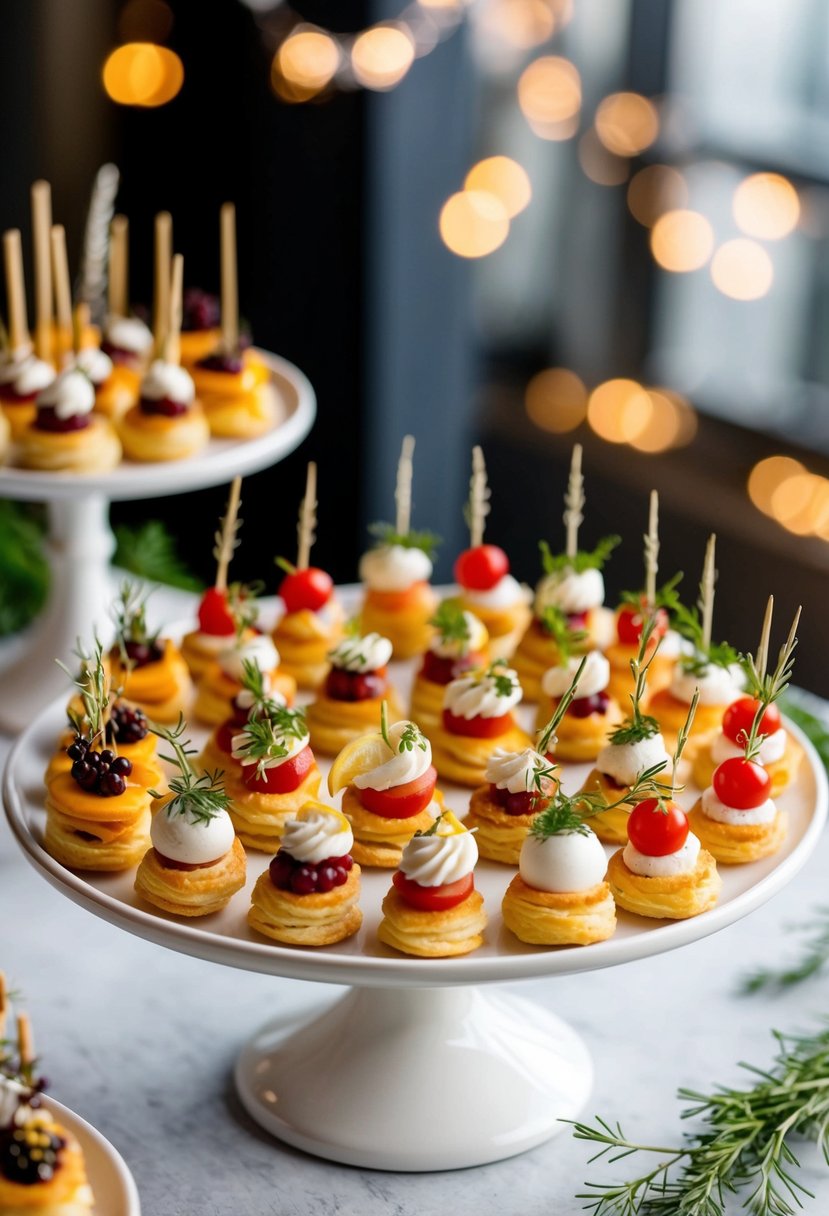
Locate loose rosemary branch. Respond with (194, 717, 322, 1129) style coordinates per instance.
(741, 909, 829, 994)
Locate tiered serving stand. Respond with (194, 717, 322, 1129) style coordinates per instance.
(44, 1096, 140, 1216)
(4, 584, 826, 1171)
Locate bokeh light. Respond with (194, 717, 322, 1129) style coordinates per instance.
(351, 25, 415, 90)
(650, 209, 714, 272)
(517, 56, 581, 139)
(733, 173, 800, 241)
(525, 368, 587, 432)
(629, 389, 698, 452)
(710, 239, 773, 300)
(479, 0, 556, 50)
(465, 157, 531, 218)
(273, 29, 340, 101)
(627, 165, 688, 227)
(439, 190, 510, 257)
(748, 456, 806, 516)
(103, 42, 183, 106)
(578, 129, 629, 187)
(595, 92, 659, 157)
(587, 379, 650, 444)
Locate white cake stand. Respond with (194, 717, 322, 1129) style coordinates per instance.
(0, 352, 315, 733)
(43, 1095, 141, 1216)
(5, 684, 826, 1172)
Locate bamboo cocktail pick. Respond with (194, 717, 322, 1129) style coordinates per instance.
(50, 224, 74, 366)
(220, 202, 239, 354)
(467, 445, 491, 549)
(153, 211, 172, 359)
(297, 462, 318, 570)
(644, 490, 659, 609)
(31, 181, 53, 362)
(699, 534, 717, 653)
(214, 476, 243, 594)
(395, 435, 415, 536)
(108, 214, 129, 318)
(163, 253, 184, 366)
(564, 443, 584, 561)
(3, 229, 31, 355)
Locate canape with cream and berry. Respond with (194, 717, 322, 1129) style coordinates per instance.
(432, 659, 532, 788)
(1, 227, 51, 438)
(377, 811, 487, 957)
(535, 618, 622, 762)
(18, 366, 121, 472)
(306, 629, 404, 756)
(194, 632, 295, 726)
(328, 704, 444, 868)
(454, 445, 531, 658)
(359, 435, 439, 659)
(109, 582, 193, 724)
(272, 462, 345, 690)
(513, 444, 618, 701)
(229, 704, 321, 851)
(249, 802, 362, 946)
(410, 599, 489, 736)
(135, 720, 246, 917)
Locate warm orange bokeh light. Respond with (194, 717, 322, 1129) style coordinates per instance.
(480, 0, 556, 50)
(464, 157, 532, 219)
(518, 56, 581, 136)
(595, 92, 659, 157)
(103, 42, 183, 107)
(628, 390, 697, 452)
(733, 173, 800, 241)
(710, 239, 773, 301)
(275, 30, 340, 99)
(748, 456, 806, 516)
(439, 190, 510, 258)
(352, 25, 415, 90)
(587, 379, 649, 444)
(525, 368, 587, 433)
(749, 457, 829, 539)
(578, 129, 629, 187)
(650, 209, 714, 272)
(627, 165, 688, 227)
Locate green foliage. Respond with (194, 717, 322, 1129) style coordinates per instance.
(430, 598, 472, 650)
(539, 604, 588, 658)
(0, 500, 49, 637)
(114, 520, 203, 592)
(149, 716, 230, 822)
(538, 534, 620, 575)
(368, 521, 441, 558)
(620, 571, 684, 614)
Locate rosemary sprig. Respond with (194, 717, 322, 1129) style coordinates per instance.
(430, 598, 473, 651)
(741, 908, 829, 994)
(232, 706, 308, 779)
(608, 615, 661, 747)
(149, 715, 230, 821)
(742, 607, 800, 763)
(530, 764, 667, 841)
(539, 534, 620, 576)
(539, 603, 588, 657)
(620, 572, 684, 617)
(569, 1023, 829, 1216)
(111, 580, 160, 653)
(537, 655, 589, 755)
(368, 521, 441, 558)
(238, 658, 283, 719)
(58, 637, 110, 746)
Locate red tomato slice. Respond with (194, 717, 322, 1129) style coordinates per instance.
(358, 765, 437, 819)
(442, 709, 511, 738)
(243, 745, 314, 794)
(393, 870, 474, 911)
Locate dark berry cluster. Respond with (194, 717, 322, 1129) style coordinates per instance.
(120, 639, 164, 667)
(182, 287, 221, 332)
(0, 1121, 64, 1186)
(106, 702, 149, 745)
(269, 850, 353, 895)
(67, 737, 133, 797)
(325, 668, 386, 702)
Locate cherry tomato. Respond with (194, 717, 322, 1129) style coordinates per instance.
(325, 667, 387, 702)
(454, 544, 509, 591)
(712, 757, 771, 809)
(279, 566, 333, 613)
(627, 797, 689, 856)
(197, 587, 236, 636)
(442, 709, 512, 738)
(243, 745, 315, 794)
(722, 697, 782, 746)
(490, 785, 552, 816)
(358, 765, 437, 819)
(616, 603, 668, 646)
(420, 650, 485, 687)
(216, 720, 237, 755)
(393, 870, 474, 911)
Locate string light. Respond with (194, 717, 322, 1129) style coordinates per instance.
(464, 157, 531, 218)
(525, 368, 587, 432)
(650, 209, 714, 272)
(578, 128, 629, 186)
(733, 173, 800, 241)
(478, 0, 556, 51)
(710, 239, 773, 301)
(439, 190, 510, 257)
(517, 55, 581, 138)
(352, 25, 415, 90)
(595, 92, 659, 157)
(273, 28, 340, 101)
(627, 165, 687, 227)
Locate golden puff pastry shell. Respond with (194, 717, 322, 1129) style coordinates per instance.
(0, 1122, 93, 1212)
(306, 687, 404, 756)
(686, 803, 787, 865)
(193, 665, 296, 727)
(377, 887, 487, 957)
(44, 807, 151, 871)
(360, 583, 438, 660)
(464, 784, 540, 864)
(118, 401, 210, 462)
(248, 865, 362, 946)
(17, 414, 122, 473)
(228, 766, 322, 852)
(502, 876, 616, 946)
(342, 784, 441, 868)
(134, 836, 247, 917)
(606, 846, 721, 919)
(578, 766, 669, 845)
(534, 696, 623, 763)
(431, 719, 533, 788)
(455, 596, 530, 657)
(692, 738, 800, 798)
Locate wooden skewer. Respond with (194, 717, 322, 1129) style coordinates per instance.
(164, 252, 183, 366)
(3, 229, 30, 354)
(755, 595, 774, 683)
(50, 224, 73, 365)
(153, 211, 172, 359)
(297, 462, 318, 570)
(17, 1012, 34, 1071)
(564, 443, 584, 560)
(108, 214, 129, 317)
(73, 302, 90, 359)
(644, 490, 659, 608)
(220, 202, 239, 353)
(700, 533, 717, 652)
(31, 180, 53, 362)
(214, 476, 243, 592)
(468, 445, 490, 549)
(395, 435, 416, 536)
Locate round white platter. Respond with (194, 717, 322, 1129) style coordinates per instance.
(40, 1094, 141, 1215)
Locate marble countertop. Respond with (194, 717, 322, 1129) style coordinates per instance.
(2, 589, 829, 1214)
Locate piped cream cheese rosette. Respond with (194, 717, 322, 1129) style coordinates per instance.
(18, 366, 122, 473)
(306, 630, 403, 755)
(432, 659, 532, 788)
(535, 646, 622, 763)
(249, 802, 362, 946)
(377, 811, 487, 958)
(410, 599, 489, 736)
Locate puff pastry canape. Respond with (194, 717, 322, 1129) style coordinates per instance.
(197, 658, 285, 795)
(306, 631, 403, 756)
(0, 352, 54, 440)
(191, 347, 275, 438)
(46, 701, 163, 793)
(181, 584, 258, 682)
(465, 744, 557, 865)
(178, 287, 222, 367)
(101, 312, 154, 375)
(692, 695, 801, 798)
(410, 600, 488, 737)
(328, 706, 443, 868)
(0, 1079, 94, 1215)
(378, 811, 487, 958)
(536, 648, 622, 763)
(108, 583, 193, 724)
(118, 358, 209, 462)
(74, 343, 136, 420)
(18, 367, 121, 473)
(249, 802, 362, 946)
(431, 659, 532, 788)
(193, 633, 295, 727)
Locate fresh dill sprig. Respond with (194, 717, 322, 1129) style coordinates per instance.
(430, 598, 473, 651)
(149, 715, 230, 822)
(608, 615, 661, 747)
(368, 521, 441, 558)
(530, 764, 667, 841)
(538, 534, 620, 576)
(537, 655, 589, 755)
(111, 580, 160, 653)
(539, 603, 588, 658)
(620, 571, 684, 615)
(741, 907, 829, 994)
(569, 1023, 829, 1216)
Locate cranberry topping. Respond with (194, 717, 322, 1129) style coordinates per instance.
(196, 350, 244, 375)
(106, 703, 149, 744)
(420, 650, 483, 686)
(182, 288, 221, 332)
(140, 395, 189, 418)
(155, 849, 219, 872)
(568, 691, 610, 719)
(101, 341, 143, 368)
(34, 406, 91, 433)
(118, 639, 164, 667)
(0, 384, 38, 404)
(600, 771, 626, 791)
(269, 848, 354, 894)
(489, 784, 549, 816)
(67, 736, 133, 796)
(325, 667, 387, 702)
(567, 611, 589, 629)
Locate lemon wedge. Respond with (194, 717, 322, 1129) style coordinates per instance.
(327, 731, 392, 795)
(295, 800, 350, 831)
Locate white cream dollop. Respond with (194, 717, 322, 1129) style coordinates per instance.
(151, 802, 235, 865)
(75, 346, 114, 386)
(235, 674, 287, 713)
(535, 567, 604, 616)
(444, 665, 522, 720)
(232, 722, 309, 769)
(670, 661, 744, 706)
(220, 636, 279, 682)
(711, 728, 787, 766)
(430, 610, 488, 659)
(701, 786, 777, 826)
(359, 543, 433, 592)
(140, 358, 196, 404)
(13, 356, 55, 396)
(328, 631, 393, 672)
(519, 828, 607, 893)
(0, 348, 33, 386)
(36, 368, 95, 419)
(623, 831, 701, 877)
(0, 1077, 29, 1127)
(541, 650, 609, 700)
(657, 629, 683, 659)
(485, 746, 552, 794)
(105, 313, 153, 355)
(462, 574, 530, 610)
(282, 809, 354, 863)
(353, 721, 432, 791)
(596, 733, 670, 786)
(399, 825, 478, 887)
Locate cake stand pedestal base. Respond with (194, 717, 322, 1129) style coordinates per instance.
(235, 984, 592, 1171)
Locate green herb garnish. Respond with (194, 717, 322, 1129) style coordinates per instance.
(538, 534, 619, 576)
(608, 615, 661, 746)
(620, 571, 684, 615)
(113, 520, 203, 592)
(430, 598, 472, 652)
(368, 521, 441, 559)
(111, 580, 160, 654)
(149, 715, 231, 822)
(538, 604, 588, 658)
(530, 764, 667, 842)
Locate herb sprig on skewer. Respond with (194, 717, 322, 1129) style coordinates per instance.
(368, 435, 441, 558)
(149, 715, 231, 822)
(608, 614, 662, 747)
(673, 534, 741, 677)
(740, 599, 801, 764)
(529, 764, 667, 842)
